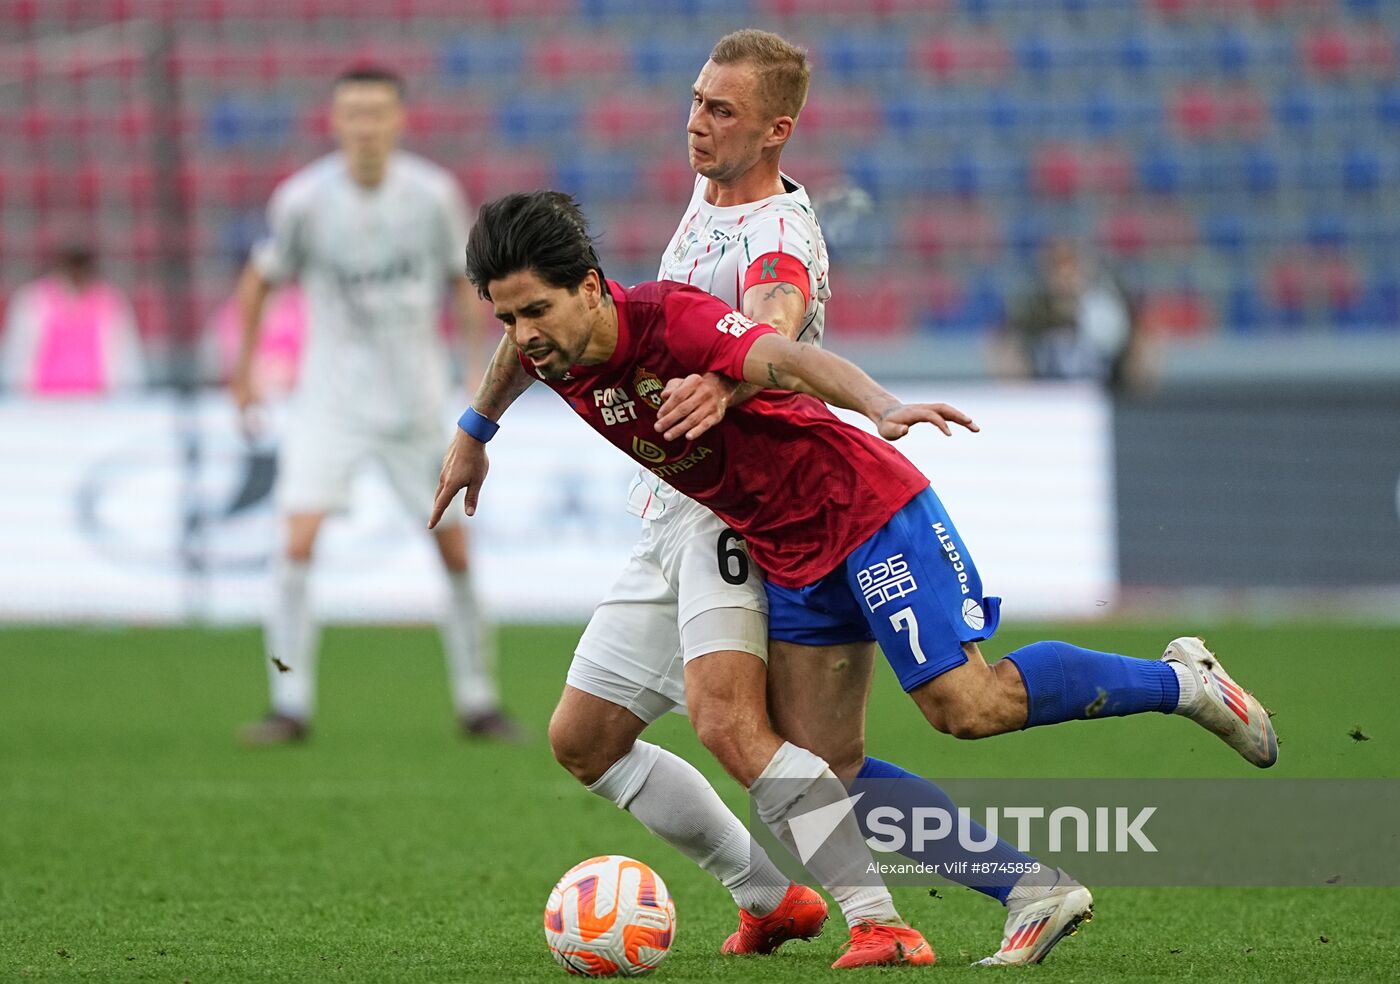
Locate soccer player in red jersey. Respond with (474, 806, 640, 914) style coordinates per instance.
(435, 189, 1280, 960)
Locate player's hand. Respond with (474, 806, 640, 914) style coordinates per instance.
(656, 373, 733, 441)
(230, 368, 266, 438)
(876, 403, 980, 441)
(430, 428, 490, 527)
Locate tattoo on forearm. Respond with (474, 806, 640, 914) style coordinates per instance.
(766, 362, 781, 387)
(761, 282, 801, 303)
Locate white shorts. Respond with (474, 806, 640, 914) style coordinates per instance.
(567, 496, 768, 724)
(276, 416, 461, 527)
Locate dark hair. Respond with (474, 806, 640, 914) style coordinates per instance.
(464, 191, 606, 300)
(334, 64, 406, 98)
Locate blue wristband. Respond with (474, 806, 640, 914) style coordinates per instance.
(457, 406, 500, 443)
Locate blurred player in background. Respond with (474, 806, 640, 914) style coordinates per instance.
(231, 66, 517, 745)
(2, 241, 146, 396)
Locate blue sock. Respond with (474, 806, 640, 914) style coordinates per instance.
(850, 756, 1036, 904)
(1005, 640, 1179, 728)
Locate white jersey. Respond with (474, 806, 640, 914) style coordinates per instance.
(627, 172, 831, 521)
(253, 151, 469, 434)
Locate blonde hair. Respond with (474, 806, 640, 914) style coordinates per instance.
(709, 29, 810, 120)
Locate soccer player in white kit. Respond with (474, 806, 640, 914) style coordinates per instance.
(231, 66, 517, 744)
(437, 33, 933, 968)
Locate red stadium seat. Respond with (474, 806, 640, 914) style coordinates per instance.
(644, 158, 699, 204)
(824, 272, 912, 337)
(1303, 29, 1396, 80)
(1171, 84, 1267, 141)
(1098, 207, 1196, 256)
(1032, 143, 1131, 199)
(456, 152, 552, 206)
(913, 32, 1011, 82)
(899, 204, 1001, 263)
(585, 91, 678, 147)
(798, 92, 883, 145)
(1138, 291, 1211, 337)
(528, 35, 628, 81)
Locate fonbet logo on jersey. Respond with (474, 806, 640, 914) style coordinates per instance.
(715, 311, 758, 338)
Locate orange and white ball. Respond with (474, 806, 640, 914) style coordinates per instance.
(544, 856, 676, 977)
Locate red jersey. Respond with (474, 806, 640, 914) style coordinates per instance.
(525, 280, 930, 587)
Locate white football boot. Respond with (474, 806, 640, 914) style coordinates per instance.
(976, 868, 1093, 966)
(1162, 636, 1278, 768)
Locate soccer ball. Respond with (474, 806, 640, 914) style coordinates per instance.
(544, 855, 676, 977)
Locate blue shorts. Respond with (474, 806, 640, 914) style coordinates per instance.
(766, 486, 1002, 693)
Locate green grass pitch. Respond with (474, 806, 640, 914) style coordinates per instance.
(2, 622, 1396, 982)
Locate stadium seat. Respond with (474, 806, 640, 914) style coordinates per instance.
(552, 154, 642, 203)
(496, 94, 581, 146)
(822, 31, 910, 83)
(1342, 147, 1381, 194)
(1139, 146, 1183, 195)
(439, 34, 527, 87)
(1202, 212, 1247, 255)
(528, 35, 629, 81)
(584, 90, 680, 146)
(822, 271, 913, 337)
(631, 36, 714, 83)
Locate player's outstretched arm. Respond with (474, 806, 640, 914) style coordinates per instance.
(430, 336, 536, 527)
(740, 332, 979, 441)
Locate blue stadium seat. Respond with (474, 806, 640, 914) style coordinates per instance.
(1016, 32, 1055, 75)
(1224, 285, 1269, 334)
(1213, 27, 1250, 76)
(1082, 92, 1119, 136)
(632, 36, 713, 83)
(552, 154, 642, 203)
(1378, 85, 1400, 128)
(496, 95, 580, 146)
(439, 35, 526, 87)
(202, 97, 293, 150)
(221, 212, 265, 263)
(823, 31, 908, 82)
(1118, 30, 1151, 74)
(1343, 147, 1381, 193)
(1243, 147, 1280, 196)
(1306, 211, 1348, 249)
(1139, 145, 1182, 195)
(1275, 87, 1318, 131)
(1006, 213, 1051, 260)
(1202, 212, 1246, 255)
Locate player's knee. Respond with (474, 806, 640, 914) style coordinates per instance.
(548, 714, 609, 785)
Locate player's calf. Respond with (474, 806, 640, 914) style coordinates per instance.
(911, 654, 1028, 739)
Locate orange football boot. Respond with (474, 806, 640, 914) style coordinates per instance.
(831, 920, 936, 969)
(721, 883, 829, 955)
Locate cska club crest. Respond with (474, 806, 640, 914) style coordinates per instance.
(634, 367, 665, 410)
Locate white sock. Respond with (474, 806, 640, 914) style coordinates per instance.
(750, 742, 901, 926)
(266, 558, 318, 721)
(442, 569, 499, 717)
(1169, 660, 1200, 713)
(589, 742, 789, 916)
